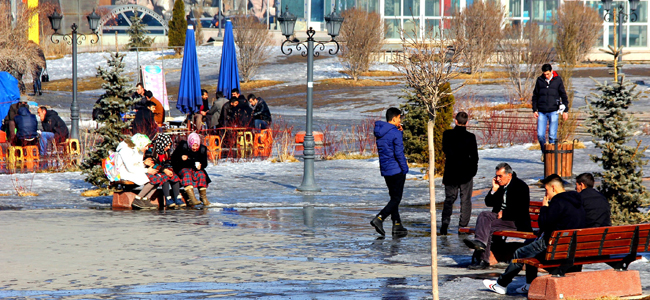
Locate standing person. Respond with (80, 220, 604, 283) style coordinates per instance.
(171, 133, 211, 207)
(31, 41, 46, 96)
(248, 94, 272, 130)
(193, 89, 210, 131)
(207, 91, 229, 129)
(464, 163, 532, 270)
(132, 83, 146, 102)
(532, 64, 569, 160)
(37, 106, 69, 156)
(440, 111, 478, 235)
(576, 173, 611, 228)
(483, 174, 585, 295)
(371, 107, 409, 237)
(144, 91, 165, 126)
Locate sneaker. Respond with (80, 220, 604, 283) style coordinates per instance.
(515, 283, 530, 294)
(463, 238, 486, 251)
(483, 280, 506, 295)
(140, 198, 158, 209)
(541, 154, 544, 162)
(167, 203, 177, 209)
(468, 260, 490, 270)
(370, 216, 385, 236)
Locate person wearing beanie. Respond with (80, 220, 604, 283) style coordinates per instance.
(171, 132, 212, 207)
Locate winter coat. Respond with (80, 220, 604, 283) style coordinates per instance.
(442, 126, 478, 185)
(150, 97, 165, 125)
(207, 97, 229, 128)
(532, 71, 569, 113)
(538, 191, 586, 243)
(171, 140, 212, 185)
(15, 106, 38, 140)
(41, 109, 69, 143)
(374, 121, 409, 177)
(228, 101, 253, 128)
(115, 141, 150, 186)
(484, 172, 533, 232)
(4, 102, 23, 125)
(580, 187, 612, 228)
(251, 97, 272, 124)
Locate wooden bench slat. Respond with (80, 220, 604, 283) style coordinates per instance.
(548, 246, 642, 260)
(493, 231, 537, 239)
(514, 256, 642, 269)
(550, 224, 650, 236)
(550, 239, 642, 253)
(552, 231, 650, 245)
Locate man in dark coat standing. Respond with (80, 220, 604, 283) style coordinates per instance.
(532, 64, 569, 160)
(483, 174, 585, 295)
(440, 111, 478, 235)
(576, 173, 611, 228)
(37, 106, 69, 155)
(371, 107, 409, 237)
(464, 163, 532, 269)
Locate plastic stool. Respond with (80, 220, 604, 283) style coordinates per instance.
(204, 135, 222, 160)
(66, 139, 81, 156)
(7, 146, 24, 163)
(23, 145, 39, 161)
(237, 131, 254, 157)
(253, 129, 273, 157)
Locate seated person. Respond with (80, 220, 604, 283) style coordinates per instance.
(463, 163, 532, 270)
(248, 94, 272, 130)
(37, 106, 69, 156)
(14, 105, 38, 146)
(483, 174, 585, 295)
(131, 102, 158, 139)
(193, 89, 210, 131)
(576, 172, 611, 228)
(171, 133, 211, 207)
(115, 134, 158, 209)
(207, 91, 229, 129)
(144, 91, 165, 126)
(226, 97, 253, 128)
(4, 99, 29, 143)
(149, 134, 184, 209)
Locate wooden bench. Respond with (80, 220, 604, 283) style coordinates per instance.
(516, 224, 649, 300)
(459, 201, 542, 239)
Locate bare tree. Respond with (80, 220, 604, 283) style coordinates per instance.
(449, 0, 505, 78)
(194, 6, 205, 45)
(232, 15, 273, 83)
(395, 25, 465, 300)
(500, 22, 554, 103)
(0, 2, 44, 94)
(338, 8, 384, 81)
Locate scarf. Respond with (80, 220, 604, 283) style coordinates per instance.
(153, 134, 172, 155)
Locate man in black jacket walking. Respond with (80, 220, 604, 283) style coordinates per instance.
(440, 112, 478, 235)
(464, 163, 532, 269)
(532, 64, 569, 159)
(483, 174, 585, 295)
(576, 173, 611, 228)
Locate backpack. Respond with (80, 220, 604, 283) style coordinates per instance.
(102, 151, 121, 182)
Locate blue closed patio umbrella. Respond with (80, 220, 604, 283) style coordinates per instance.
(176, 25, 202, 115)
(217, 20, 240, 99)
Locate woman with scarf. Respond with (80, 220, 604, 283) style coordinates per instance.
(171, 133, 211, 207)
(146, 134, 185, 209)
(115, 134, 158, 209)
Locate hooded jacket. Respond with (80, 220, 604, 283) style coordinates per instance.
(484, 172, 532, 232)
(538, 190, 586, 243)
(251, 98, 272, 124)
(442, 126, 478, 185)
(532, 71, 569, 113)
(15, 106, 38, 140)
(580, 187, 612, 228)
(171, 140, 212, 185)
(115, 141, 150, 186)
(41, 109, 69, 143)
(374, 121, 409, 177)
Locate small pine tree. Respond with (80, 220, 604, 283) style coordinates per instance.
(168, 0, 187, 54)
(401, 82, 455, 174)
(587, 77, 649, 225)
(127, 15, 155, 51)
(80, 53, 135, 190)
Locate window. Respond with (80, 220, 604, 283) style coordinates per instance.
(385, 19, 401, 39)
(385, 0, 401, 16)
(426, 0, 441, 16)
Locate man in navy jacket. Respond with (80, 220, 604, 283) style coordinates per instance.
(371, 107, 409, 237)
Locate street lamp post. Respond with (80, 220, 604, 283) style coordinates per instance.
(48, 9, 101, 141)
(602, 0, 640, 62)
(277, 7, 343, 192)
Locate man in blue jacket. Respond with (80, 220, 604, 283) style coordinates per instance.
(372, 107, 409, 237)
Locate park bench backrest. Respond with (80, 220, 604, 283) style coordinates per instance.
(529, 201, 543, 230)
(545, 223, 650, 261)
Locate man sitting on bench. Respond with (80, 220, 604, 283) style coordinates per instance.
(464, 163, 532, 270)
(483, 174, 585, 295)
(576, 173, 612, 228)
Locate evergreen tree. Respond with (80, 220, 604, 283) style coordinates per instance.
(168, 0, 187, 54)
(127, 15, 155, 51)
(587, 77, 649, 224)
(80, 53, 135, 190)
(401, 82, 455, 174)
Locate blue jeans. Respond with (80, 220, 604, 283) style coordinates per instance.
(39, 132, 55, 156)
(254, 119, 269, 130)
(496, 237, 547, 286)
(537, 111, 558, 151)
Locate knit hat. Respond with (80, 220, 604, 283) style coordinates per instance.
(187, 132, 201, 148)
(153, 134, 172, 154)
(131, 133, 151, 152)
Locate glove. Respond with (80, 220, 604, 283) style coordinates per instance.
(558, 104, 566, 114)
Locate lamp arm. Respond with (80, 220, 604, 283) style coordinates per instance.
(50, 34, 61, 45)
(328, 40, 340, 56)
(630, 12, 638, 22)
(89, 32, 100, 45)
(296, 42, 309, 57)
(280, 39, 294, 55)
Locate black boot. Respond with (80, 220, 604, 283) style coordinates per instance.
(463, 238, 487, 251)
(439, 223, 448, 236)
(370, 216, 385, 236)
(392, 222, 408, 237)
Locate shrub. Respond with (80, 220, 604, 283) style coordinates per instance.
(232, 15, 273, 83)
(168, 0, 186, 54)
(127, 15, 155, 51)
(338, 8, 384, 81)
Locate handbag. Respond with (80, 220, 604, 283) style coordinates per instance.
(41, 68, 49, 82)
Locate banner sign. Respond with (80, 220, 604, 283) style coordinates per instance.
(141, 65, 169, 110)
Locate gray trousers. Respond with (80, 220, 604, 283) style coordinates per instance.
(442, 179, 473, 227)
(474, 211, 517, 262)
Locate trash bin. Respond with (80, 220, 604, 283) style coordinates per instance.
(543, 141, 575, 178)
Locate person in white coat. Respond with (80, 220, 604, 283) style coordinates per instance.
(115, 134, 157, 209)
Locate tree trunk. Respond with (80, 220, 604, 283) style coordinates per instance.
(427, 118, 439, 300)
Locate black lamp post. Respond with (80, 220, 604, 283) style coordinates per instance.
(48, 9, 101, 141)
(277, 7, 343, 192)
(602, 0, 640, 62)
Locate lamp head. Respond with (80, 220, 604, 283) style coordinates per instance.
(48, 10, 63, 33)
(601, 0, 613, 12)
(629, 0, 640, 11)
(277, 6, 296, 39)
(324, 9, 344, 39)
(87, 8, 101, 32)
